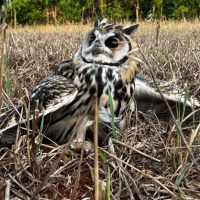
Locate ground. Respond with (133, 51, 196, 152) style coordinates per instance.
(0, 20, 200, 199)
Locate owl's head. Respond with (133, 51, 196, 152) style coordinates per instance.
(75, 18, 139, 66)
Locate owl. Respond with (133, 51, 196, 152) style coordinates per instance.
(0, 18, 140, 147)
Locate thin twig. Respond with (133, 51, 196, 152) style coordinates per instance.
(94, 96, 99, 200)
(3, 167, 32, 197)
(4, 180, 11, 200)
(192, 51, 200, 68)
(101, 149, 177, 199)
(123, 169, 144, 200)
(112, 138, 161, 163)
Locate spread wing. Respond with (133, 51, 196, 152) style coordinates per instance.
(0, 72, 78, 147)
(54, 61, 200, 123)
(134, 75, 200, 123)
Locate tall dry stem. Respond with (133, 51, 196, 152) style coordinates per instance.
(0, 24, 7, 110)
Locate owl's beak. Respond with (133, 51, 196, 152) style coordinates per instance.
(92, 47, 102, 55)
(92, 41, 103, 55)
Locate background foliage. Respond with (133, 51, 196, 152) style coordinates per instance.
(4, 0, 200, 25)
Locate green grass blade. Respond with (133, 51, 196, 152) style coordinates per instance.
(107, 165, 111, 200)
(108, 88, 118, 139)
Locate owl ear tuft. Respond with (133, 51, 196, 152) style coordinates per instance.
(122, 24, 139, 35)
(94, 17, 108, 28)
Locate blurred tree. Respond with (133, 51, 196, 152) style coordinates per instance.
(135, 0, 139, 23)
(162, 0, 200, 19)
(162, 0, 175, 19)
(174, 5, 188, 19)
(106, 0, 123, 21)
(7, 0, 46, 25)
(4, 0, 200, 25)
(41, 0, 60, 24)
(99, 0, 105, 16)
(173, 0, 188, 19)
(153, 0, 163, 20)
(0, 0, 6, 24)
(59, 0, 95, 23)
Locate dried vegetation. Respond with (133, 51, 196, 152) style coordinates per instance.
(0, 21, 200, 199)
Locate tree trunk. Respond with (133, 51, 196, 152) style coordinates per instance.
(155, 20, 160, 47)
(46, 8, 49, 24)
(14, 9, 16, 29)
(0, 4, 6, 24)
(135, 0, 139, 23)
(99, 0, 104, 16)
(52, 7, 57, 25)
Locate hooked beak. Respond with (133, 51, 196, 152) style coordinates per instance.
(92, 40, 107, 56)
(92, 41, 103, 55)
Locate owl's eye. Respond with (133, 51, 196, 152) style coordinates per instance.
(105, 37, 119, 48)
(88, 33, 96, 46)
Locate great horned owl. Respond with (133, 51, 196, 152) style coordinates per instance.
(0, 18, 140, 147)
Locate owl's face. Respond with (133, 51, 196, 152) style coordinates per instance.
(77, 18, 138, 66)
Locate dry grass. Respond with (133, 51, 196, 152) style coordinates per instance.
(0, 20, 200, 199)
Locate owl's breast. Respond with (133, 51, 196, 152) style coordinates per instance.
(76, 64, 135, 125)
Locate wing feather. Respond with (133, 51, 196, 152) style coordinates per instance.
(134, 76, 200, 122)
(0, 74, 77, 147)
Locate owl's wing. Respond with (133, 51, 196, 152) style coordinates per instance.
(0, 74, 78, 147)
(134, 75, 200, 123)
(54, 59, 75, 78)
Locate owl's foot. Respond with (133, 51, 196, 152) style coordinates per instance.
(69, 139, 92, 154)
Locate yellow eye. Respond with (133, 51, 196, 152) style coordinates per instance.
(105, 37, 119, 48)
